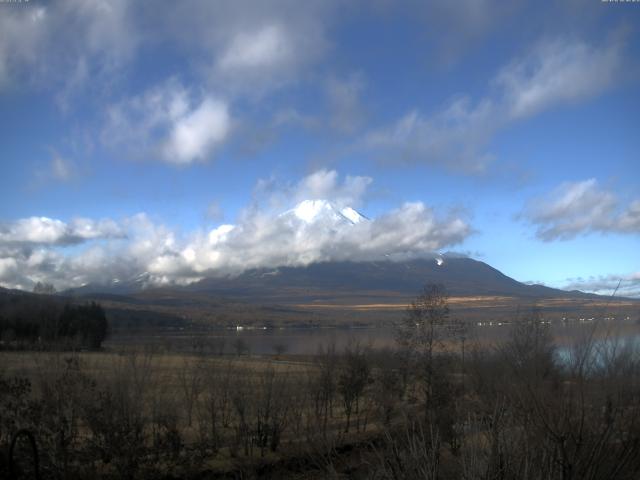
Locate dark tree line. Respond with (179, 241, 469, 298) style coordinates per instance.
(57, 303, 109, 349)
(0, 292, 108, 349)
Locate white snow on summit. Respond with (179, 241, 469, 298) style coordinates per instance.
(286, 200, 366, 225)
(340, 206, 365, 224)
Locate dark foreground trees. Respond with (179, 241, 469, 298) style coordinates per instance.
(1, 285, 639, 479)
(379, 284, 640, 480)
(2, 331, 640, 479)
(0, 293, 108, 349)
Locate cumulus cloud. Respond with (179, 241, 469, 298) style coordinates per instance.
(293, 169, 372, 208)
(250, 169, 374, 216)
(0, 214, 174, 291)
(162, 98, 231, 164)
(362, 36, 624, 173)
(0, 170, 471, 290)
(175, 200, 469, 277)
(103, 80, 231, 165)
(523, 179, 640, 241)
(564, 272, 640, 299)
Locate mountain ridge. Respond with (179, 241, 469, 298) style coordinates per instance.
(7, 256, 638, 327)
(63, 256, 606, 301)
(187, 256, 598, 302)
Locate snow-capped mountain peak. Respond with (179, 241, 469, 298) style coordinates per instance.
(285, 200, 367, 225)
(340, 206, 365, 224)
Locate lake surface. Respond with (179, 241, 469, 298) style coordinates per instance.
(105, 320, 640, 356)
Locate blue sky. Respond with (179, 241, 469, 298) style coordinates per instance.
(0, 0, 638, 296)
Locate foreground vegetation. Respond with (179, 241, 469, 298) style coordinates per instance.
(1, 286, 639, 479)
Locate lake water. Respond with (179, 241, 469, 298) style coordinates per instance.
(106, 320, 640, 356)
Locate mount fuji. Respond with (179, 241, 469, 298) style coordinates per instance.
(58, 199, 640, 327)
(280, 199, 367, 226)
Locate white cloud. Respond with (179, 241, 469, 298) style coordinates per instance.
(294, 169, 372, 208)
(364, 98, 497, 173)
(0, 218, 67, 245)
(174, 197, 469, 277)
(250, 169, 374, 215)
(0, 170, 471, 290)
(361, 36, 624, 173)
(496, 38, 623, 119)
(523, 179, 640, 241)
(0, 217, 124, 246)
(0, 0, 136, 94)
(0, 0, 338, 106)
(156, 1, 332, 97)
(617, 200, 640, 233)
(564, 272, 640, 298)
(218, 24, 292, 72)
(103, 80, 231, 165)
(162, 98, 230, 164)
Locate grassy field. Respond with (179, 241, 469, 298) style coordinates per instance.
(97, 290, 640, 329)
(1, 346, 384, 478)
(3, 314, 640, 479)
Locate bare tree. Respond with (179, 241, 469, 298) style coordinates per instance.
(338, 342, 371, 433)
(501, 306, 556, 384)
(373, 420, 442, 480)
(396, 284, 450, 413)
(81, 351, 156, 479)
(372, 350, 404, 426)
(178, 355, 204, 427)
(308, 342, 338, 437)
(254, 367, 291, 455)
(448, 316, 470, 377)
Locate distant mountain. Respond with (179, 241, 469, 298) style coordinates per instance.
(56, 254, 640, 327)
(280, 199, 367, 226)
(188, 256, 592, 302)
(9, 199, 637, 327)
(65, 272, 154, 296)
(68, 200, 583, 301)
(66, 255, 598, 302)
